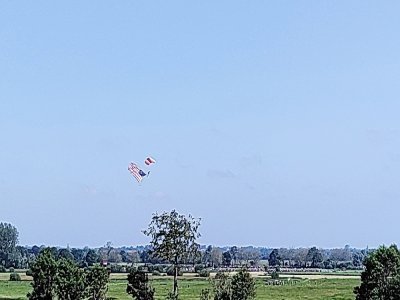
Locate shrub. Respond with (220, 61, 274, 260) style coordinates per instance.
(270, 271, 279, 279)
(0, 266, 6, 272)
(195, 264, 205, 273)
(9, 272, 21, 281)
(197, 269, 210, 278)
(126, 269, 154, 300)
(26, 269, 33, 276)
(166, 266, 182, 276)
(9, 267, 15, 273)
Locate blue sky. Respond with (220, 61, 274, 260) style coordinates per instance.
(1, 1, 400, 248)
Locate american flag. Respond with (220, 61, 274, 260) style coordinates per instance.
(128, 162, 147, 183)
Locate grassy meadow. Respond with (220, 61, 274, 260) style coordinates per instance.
(0, 272, 359, 300)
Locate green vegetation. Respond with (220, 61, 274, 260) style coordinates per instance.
(0, 276, 360, 300)
(354, 244, 400, 299)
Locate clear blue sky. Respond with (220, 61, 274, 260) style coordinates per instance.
(1, 1, 400, 249)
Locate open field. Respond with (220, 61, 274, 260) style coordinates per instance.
(0, 273, 360, 300)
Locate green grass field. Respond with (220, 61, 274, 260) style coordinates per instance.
(0, 273, 359, 300)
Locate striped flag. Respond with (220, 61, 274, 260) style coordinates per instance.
(145, 156, 156, 165)
(128, 162, 147, 183)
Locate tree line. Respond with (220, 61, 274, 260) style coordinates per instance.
(1, 223, 368, 271)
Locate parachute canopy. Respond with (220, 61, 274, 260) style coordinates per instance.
(145, 156, 156, 166)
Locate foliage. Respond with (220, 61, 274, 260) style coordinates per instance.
(165, 291, 179, 300)
(270, 271, 279, 279)
(197, 269, 210, 278)
(213, 271, 231, 300)
(222, 251, 232, 267)
(85, 265, 110, 300)
(199, 288, 212, 300)
(27, 248, 58, 300)
(85, 249, 99, 266)
(55, 257, 86, 300)
(143, 210, 201, 298)
(306, 247, 323, 268)
(126, 269, 154, 300)
(0, 222, 19, 267)
(166, 265, 183, 277)
(57, 248, 74, 261)
(268, 249, 281, 267)
(231, 268, 256, 300)
(354, 244, 400, 300)
(9, 272, 21, 281)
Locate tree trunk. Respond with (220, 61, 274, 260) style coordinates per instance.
(173, 264, 178, 297)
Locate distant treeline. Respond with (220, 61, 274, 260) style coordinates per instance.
(1, 222, 368, 271)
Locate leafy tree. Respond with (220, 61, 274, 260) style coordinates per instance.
(229, 247, 238, 266)
(71, 247, 87, 263)
(210, 248, 223, 268)
(306, 247, 323, 268)
(268, 249, 281, 267)
(58, 248, 74, 261)
(143, 210, 201, 298)
(222, 251, 232, 267)
(85, 249, 99, 266)
(0, 222, 18, 267)
(27, 248, 58, 300)
(231, 268, 256, 300)
(203, 245, 213, 267)
(354, 244, 400, 299)
(55, 258, 86, 300)
(126, 269, 154, 300)
(213, 272, 231, 300)
(85, 265, 109, 300)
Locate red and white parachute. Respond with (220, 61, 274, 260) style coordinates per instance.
(144, 156, 156, 166)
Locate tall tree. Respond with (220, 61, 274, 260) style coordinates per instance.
(222, 251, 232, 267)
(229, 246, 238, 266)
(306, 247, 323, 268)
(268, 249, 281, 267)
(85, 249, 99, 266)
(210, 247, 223, 268)
(27, 248, 58, 300)
(354, 244, 400, 299)
(0, 222, 18, 267)
(143, 210, 201, 298)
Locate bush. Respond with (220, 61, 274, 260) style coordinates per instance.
(270, 271, 279, 279)
(166, 266, 182, 276)
(197, 269, 210, 278)
(126, 269, 154, 300)
(195, 264, 205, 273)
(9, 267, 15, 273)
(110, 264, 126, 273)
(0, 266, 6, 272)
(26, 269, 33, 276)
(9, 272, 21, 281)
